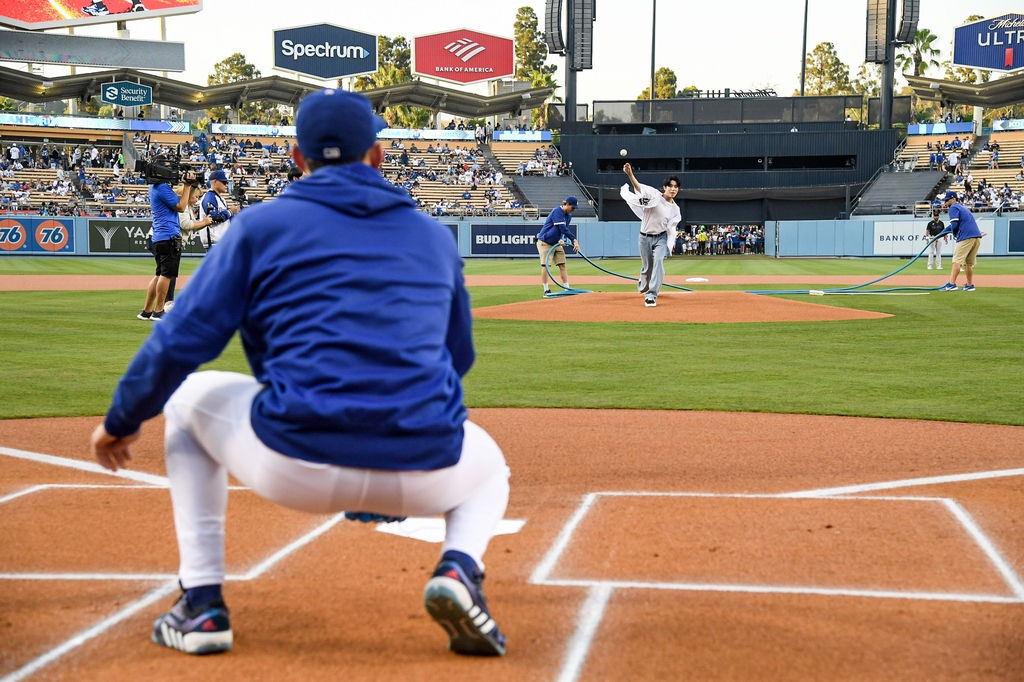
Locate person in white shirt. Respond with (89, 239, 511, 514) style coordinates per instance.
(620, 164, 681, 307)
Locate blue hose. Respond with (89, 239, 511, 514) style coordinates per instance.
(742, 233, 949, 296)
(542, 243, 592, 297)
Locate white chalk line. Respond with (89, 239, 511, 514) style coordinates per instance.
(541, 468, 1024, 682)
(0, 446, 170, 487)
(555, 584, 614, 682)
(0, 513, 348, 682)
(0, 483, 249, 507)
(0, 579, 179, 682)
(539, 579, 1020, 604)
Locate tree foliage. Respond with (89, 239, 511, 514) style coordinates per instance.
(895, 28, 942, 77)
(529, 70, 561, 128)
(205, 53, 288, 125)
(637, 67, 683, 99)
(0, 97, 18, 111)
(802, 42, 853, 96)
(353, 36, 431, 128)
(514, 6, 556, 80)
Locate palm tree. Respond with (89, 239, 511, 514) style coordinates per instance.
(895, 28, 942, 77)
(529, 70, 561, 129)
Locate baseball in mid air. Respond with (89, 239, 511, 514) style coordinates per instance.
(620, 149, 628, 156)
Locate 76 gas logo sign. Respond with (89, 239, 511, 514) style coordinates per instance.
(36, 220, 70, 252)
(0, 219, 27, 251)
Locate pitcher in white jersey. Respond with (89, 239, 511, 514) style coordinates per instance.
(620, 164, 681, 307)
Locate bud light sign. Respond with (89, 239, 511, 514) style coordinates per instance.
(953, 14, 1024, 72)
(273, 24, 378, 80)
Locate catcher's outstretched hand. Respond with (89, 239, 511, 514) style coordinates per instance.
(91, 423, 139, 471)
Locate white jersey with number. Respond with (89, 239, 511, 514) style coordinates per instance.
(620, 183, 681, 236)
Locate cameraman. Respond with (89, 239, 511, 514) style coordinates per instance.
(138, 161, 195, 321)
(197, 169, 239, 249)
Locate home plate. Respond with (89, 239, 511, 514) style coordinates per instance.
(685, 277, 709, 282)
(376, 517, 526, 543)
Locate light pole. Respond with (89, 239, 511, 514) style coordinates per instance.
(650, 0, 657, 122)
(800, 0, 808, 96)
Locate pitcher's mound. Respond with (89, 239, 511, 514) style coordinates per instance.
(473, 291, 892, 324)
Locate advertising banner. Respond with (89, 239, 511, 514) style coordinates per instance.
(992, 119, 1024, 131)
(0, 31, 185, 71)
(378, 129, 476, 141)
(953, 14, 1024, 72)
(907, 122, 974, 135)
(872, 220, 994, 256)
(101, 81, 153, 107)
(470, 224, 547, 256)
(210, 123, 297, 137)
(493, 131, 553, 142)
(413, 29, 514, 85)
(273, 24, 378, 80)
(88, 219, 207, 255)
(1, 0, 202, 31)
(0, 113, 189, 133)
(0, 218, 74, 253)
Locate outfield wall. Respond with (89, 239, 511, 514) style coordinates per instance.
(2, 215, 1023, 258)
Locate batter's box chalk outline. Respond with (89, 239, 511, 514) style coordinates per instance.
(539, 469, 1024, 682)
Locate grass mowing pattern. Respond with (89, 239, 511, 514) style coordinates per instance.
(1, 287, 1022, 425)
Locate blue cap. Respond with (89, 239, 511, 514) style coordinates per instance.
(209, 169, 228, 183)
(565, 196, 579, 208)
(296, 88, 387, 161)
(943, 191, 958, 202)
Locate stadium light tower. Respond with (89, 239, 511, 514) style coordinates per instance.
(800, 0, 808, 96)
(650, 0, 657, 120)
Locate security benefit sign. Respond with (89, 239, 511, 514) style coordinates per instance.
(872, 220, 994, 256)
(0, 218, 73, 253)
(101, 81, 153, 107)
(954, 14, 1024, 72)
(413, 29, 514, 85)
(273, 24, 378, 80)
(471, 224, 547, 256)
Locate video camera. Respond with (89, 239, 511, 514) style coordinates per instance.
(135, 154, 205, 187)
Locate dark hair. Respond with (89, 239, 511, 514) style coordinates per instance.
(304, 155, 364, 174)
(663, 175, 681, 188)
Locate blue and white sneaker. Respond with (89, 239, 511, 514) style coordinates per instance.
(939, 282, 959, 291)
(962, 284, 976, 291)
(423, 551, 506, 656)
(151, 592, 232, 655)
(344, 511, 407, 523)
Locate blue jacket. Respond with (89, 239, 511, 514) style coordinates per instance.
(948, 202, 983, 241)
(537, 206, 575, 245)
(200, 189, 232, 223)
(105, 163, 474, 471)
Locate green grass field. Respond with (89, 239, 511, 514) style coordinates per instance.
(1, 256, 1022, 425)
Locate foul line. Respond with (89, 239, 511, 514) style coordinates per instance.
(555, 584, 614, 682)
(782, 467, 1024, 498)
(0, 579, 179, 682)
(0, 446, 169, 487)
(0, 513, 348, 682)
(529, 493, 598, 585)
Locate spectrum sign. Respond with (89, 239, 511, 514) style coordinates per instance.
(273, 24, 378, 80)
(953, 13, 1024, 72)
(413, 29, 514, 85)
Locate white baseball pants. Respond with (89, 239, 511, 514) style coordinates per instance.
(163, 371, 510, 589)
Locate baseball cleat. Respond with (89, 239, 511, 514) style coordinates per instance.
(644, 297, 657, 307)
(151, 592, 232, 655)
(939, 282, 959, 291)
(82, 2, 109, 15)
(962, 284, 976, 291)
(424, 552, 506, 656)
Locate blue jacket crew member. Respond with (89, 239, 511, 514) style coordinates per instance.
(197, 169, 238, 249)
(536, 196, 579, 296)
(939, 191, 983, 291)
(138, 165, 193, 321)
(90, 89, 511, 657)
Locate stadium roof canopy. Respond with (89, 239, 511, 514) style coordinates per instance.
(0, 65, 555, 117)
(904, 71, 1024, 109)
